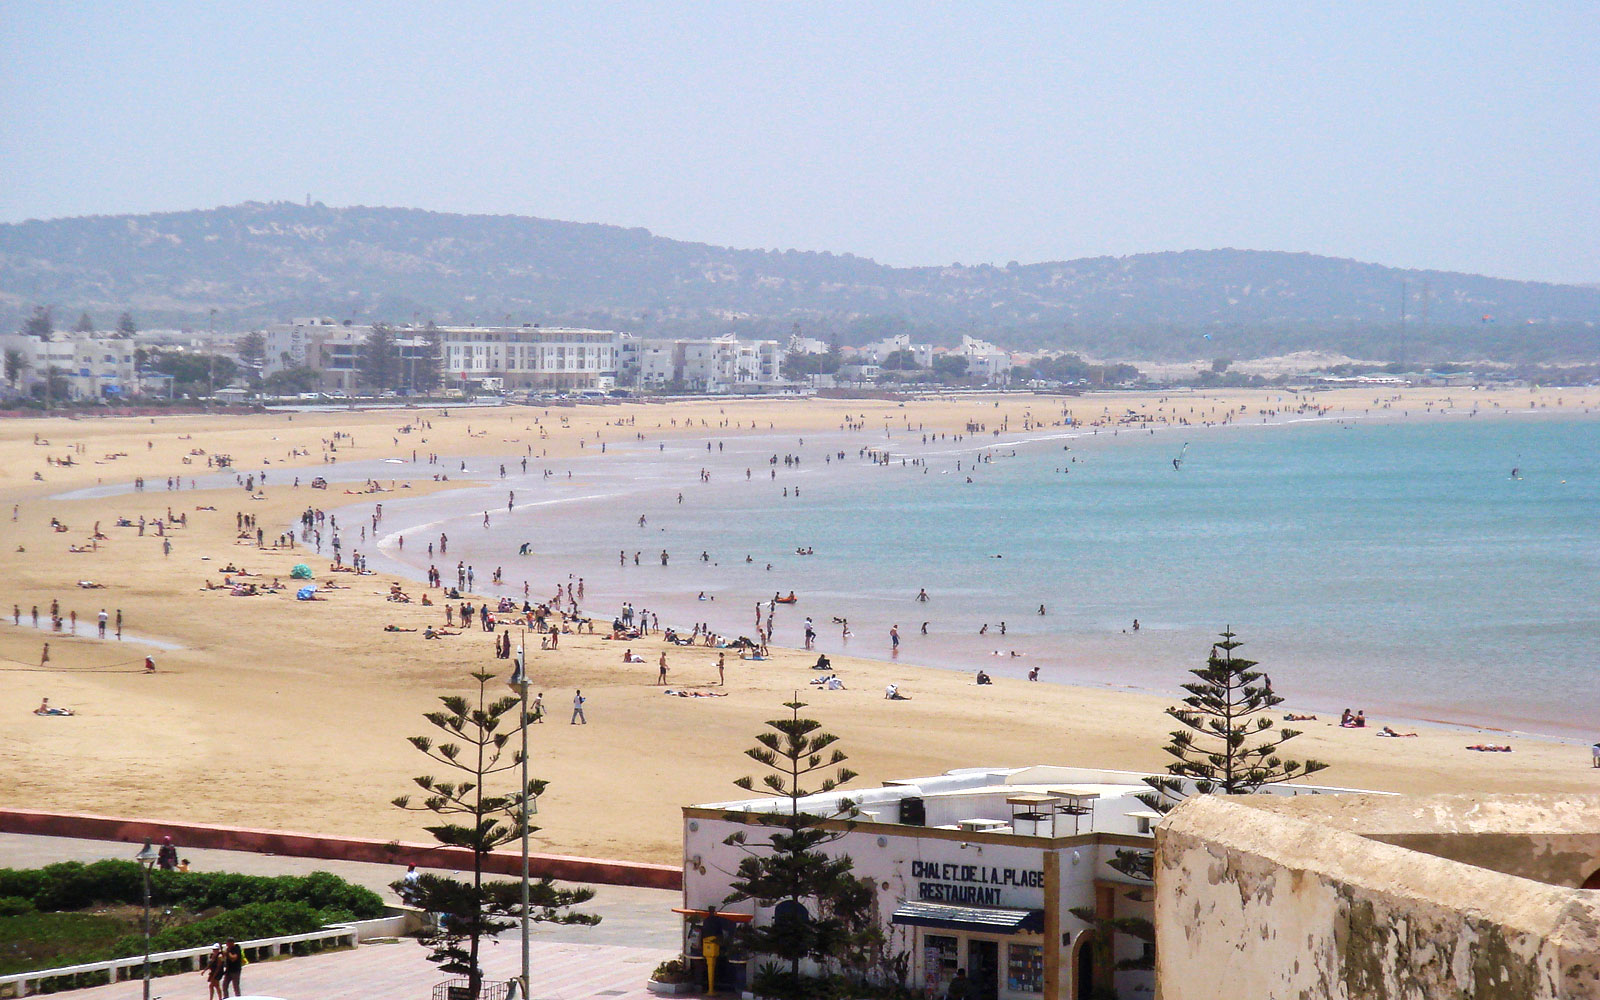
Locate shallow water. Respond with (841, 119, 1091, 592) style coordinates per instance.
(306, 409, 1597, 739)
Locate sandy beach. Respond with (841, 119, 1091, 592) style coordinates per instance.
(2, 387, 1597, 867)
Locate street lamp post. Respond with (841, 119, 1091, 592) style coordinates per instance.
(208, 308, 218, 408)
(134, 839, 159, 1000)
(508, 633, 531, 1000)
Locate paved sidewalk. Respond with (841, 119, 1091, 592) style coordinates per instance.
(0, 832, 680, 949)
(40, 938, 674, 1000)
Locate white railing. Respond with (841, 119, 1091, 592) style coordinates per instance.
(0, 919, 392, 998)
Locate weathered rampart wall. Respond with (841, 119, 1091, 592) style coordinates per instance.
(1155, 795, 1600, 999)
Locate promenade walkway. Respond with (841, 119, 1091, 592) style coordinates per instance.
(0, 832, 680, 949)
(38, 938, 672, 1000)
(0, 832, 683, 999)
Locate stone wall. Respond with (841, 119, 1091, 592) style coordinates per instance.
(1235, 792, 1600, 888)
(0, 807, 682, 890)
(1154, 794, 1600, 999)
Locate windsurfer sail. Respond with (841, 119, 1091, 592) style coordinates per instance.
(1172, 442, 1189, 471)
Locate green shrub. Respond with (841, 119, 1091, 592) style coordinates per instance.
(0, 912, 133, 976)
(651, 958, 691, 984)
(0, 895, 36, 916)
(0, 862, 384, 919)
(108, 901, 345, 956)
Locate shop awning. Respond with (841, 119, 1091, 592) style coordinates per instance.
(891, 901, 1044, 934)
(672, 908, 754, 923)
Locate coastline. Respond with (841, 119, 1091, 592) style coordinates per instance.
(2, 387, 1597, 865)
(351, 401, 1600, 743)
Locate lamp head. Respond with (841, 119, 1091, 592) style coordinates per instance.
(134, 838, 159, 865)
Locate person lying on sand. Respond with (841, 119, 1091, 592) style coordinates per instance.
(77, 581, 104, 589)
(1466, 743, 1513, 752)
(34, 699, 74, 717)
(1377, 726, 1418, 737)
(1284, 713, 1318, 721)
(384, 625, 418, 632)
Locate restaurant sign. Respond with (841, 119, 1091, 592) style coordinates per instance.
(910, 860, 1044, 905)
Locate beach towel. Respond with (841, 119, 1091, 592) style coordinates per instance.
(290, 564, 313, 579)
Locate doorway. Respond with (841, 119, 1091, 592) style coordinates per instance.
(1074, 930, 1097, 999)
(967, 939, 999, 1000)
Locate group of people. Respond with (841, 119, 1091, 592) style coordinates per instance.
(199, 939, 245, 998)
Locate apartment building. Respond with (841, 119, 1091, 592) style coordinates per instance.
(0, 333, 143, 399)
(262, 321, 619, 392)
(617, 335, 783, 392)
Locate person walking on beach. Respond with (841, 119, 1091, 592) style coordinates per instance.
(657, 652, 669, 685)
(115, 609, 122, 639)
(571, 689, 587, 724)
(716, 652, 725, 686)
(890, 624, 900, 652)
(97, 608, 107, 638)
(202, 943, 224, 999)
(220, 938, 243, 997)
(40, 642, 49, 667)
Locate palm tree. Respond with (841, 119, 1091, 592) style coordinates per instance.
(4, 348, 29, 391)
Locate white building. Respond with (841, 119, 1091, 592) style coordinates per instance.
(682, 765, 1361, 1000)
(861, 334, 934, 369)
(0, 333, 142, 400)
(438, 326, 617, 392)
(787, 334, 832, 356)
(617, 336, 783, 392)
(960, 335, 1015, 384)
(262, 321, 619, 392)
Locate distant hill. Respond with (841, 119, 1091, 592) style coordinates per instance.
(2, 201, 1596, 362)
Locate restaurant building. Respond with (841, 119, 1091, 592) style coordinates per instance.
(681, 765, 1359, 1000)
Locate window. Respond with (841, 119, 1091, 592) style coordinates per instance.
(1007, 943, 1044, 993)
(923, 935, 959, 997)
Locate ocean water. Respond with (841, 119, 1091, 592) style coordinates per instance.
(372, 412, 1599, 739)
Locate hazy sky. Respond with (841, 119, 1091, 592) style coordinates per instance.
(3, 3, 1596, 282)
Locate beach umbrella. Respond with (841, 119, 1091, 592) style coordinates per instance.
(296, 585, 317, 601)
(290, 564, 313, 579)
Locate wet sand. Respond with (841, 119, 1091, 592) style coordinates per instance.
(2, 388, 1597, 866)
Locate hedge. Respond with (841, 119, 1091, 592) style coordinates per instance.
(0, 862, 384, 919)
(107, 900, 346, 956)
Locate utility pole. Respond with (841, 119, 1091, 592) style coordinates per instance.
(1398, 280, 1407, 369)
(208, 308, 218, 408)
(508, 635, 531, 1000)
